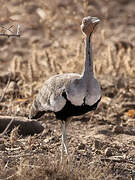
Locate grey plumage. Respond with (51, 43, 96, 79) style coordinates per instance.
(30, 73, 80, 116)
(29, 16, 101, 160)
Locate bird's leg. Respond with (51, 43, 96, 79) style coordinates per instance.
(61, 120, 68, 161)
(62, 120, 68, 153)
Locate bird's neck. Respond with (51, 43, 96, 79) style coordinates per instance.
(82, 36, 94, 80)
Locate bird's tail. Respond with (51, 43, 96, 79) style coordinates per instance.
(29, 99, 45, 119)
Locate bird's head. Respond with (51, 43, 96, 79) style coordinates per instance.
(81, 16, 100, 37)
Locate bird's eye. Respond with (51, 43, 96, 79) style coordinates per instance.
(83, 18, 87, 24)
(83, 20, 87, 24)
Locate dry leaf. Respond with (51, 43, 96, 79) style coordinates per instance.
(126, 109, 135, 118)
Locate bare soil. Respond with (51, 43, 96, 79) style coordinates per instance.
(0, 0, 135, 179)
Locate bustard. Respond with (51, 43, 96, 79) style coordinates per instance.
(29, 16, 101, 159)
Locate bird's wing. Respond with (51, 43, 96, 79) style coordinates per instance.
(29, 73, 80, 119)
(85, 78, 101, 106)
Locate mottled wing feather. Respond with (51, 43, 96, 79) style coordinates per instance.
(29, 73, 80, 119)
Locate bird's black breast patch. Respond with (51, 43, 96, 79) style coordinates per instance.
(62, 90, 67, 100)
(55, 96, 101, 120)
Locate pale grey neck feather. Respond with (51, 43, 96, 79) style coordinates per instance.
(82, 36, 94, 81)
(66, 35, 101, 106)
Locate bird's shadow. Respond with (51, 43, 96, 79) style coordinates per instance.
(97, 127, 135, 136)
(72, 117, 90, 123)
(97, 129, 113, 136)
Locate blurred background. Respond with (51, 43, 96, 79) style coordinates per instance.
(0, 1, 135, 179)
(0, 0, 135, 104)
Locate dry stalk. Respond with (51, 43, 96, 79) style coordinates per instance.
(0, 74, 11, 102)
(101, 29, 105, 42)
(115, 51, 123, 75)
(53, 60, 63, 74)
(28, 61, 34, 82)
(27, 136, 32, 148)
(17, 57, 23, 73)
(11, 56, 23, 80)
(31, 51, 41, 76)
(115, 51, 121, 70)
(10, 126, 19, 146)
(124, 47, 135, 77)
(17, 157, 30, 177)
(124, 54, 131, 75)
(27, 135, 36, 150)
(46, 51, 55, 73)
(11, 56, 18, 74)
(108, 45, 115, 70)
(95, 63, 103, 75)
(83, 0, 88, 15)
(76, 43, 82, 58)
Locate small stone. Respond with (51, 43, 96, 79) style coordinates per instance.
(94, 140, 102, 149)
(17, 80, 23, 86)
(7, 81, 18, 93)
(78, 143, 85, 150)
(0, 144, 5, 151)
(112, 125, 123, 134)
(0, 139, 5, 151)
(127, 119, 135, 127)
(104, 147, 113, 156)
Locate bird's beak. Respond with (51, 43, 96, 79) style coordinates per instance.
(91, 17, 100, 34)
(91, 17, 100, 25)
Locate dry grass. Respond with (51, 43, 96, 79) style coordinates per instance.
(0, 132, 124, 180)
(0, 0, 135, 179)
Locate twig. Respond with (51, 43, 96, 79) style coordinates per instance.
(0, 34, 20, 37)
(0, 117, 14, 136)
(101, 156, 135, 165)
(0, 25, 14, 33)
(7, 153, 33, 158)
(0, 74, 11, 102)
(0, 115, 28, 121)
(0, 24, 21, 38)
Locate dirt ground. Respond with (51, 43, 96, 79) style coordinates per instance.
(0, 0, 135, 179)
